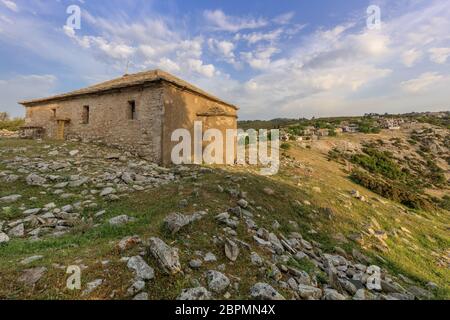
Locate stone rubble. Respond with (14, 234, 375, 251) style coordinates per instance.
(0, 143, 195, 242)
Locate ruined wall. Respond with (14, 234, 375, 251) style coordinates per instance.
(24, 84, 164, 162)
(162, 83, 238, 165)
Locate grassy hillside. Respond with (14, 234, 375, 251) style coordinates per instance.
(0, 136, 448, 300)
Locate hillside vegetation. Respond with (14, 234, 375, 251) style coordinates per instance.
(0, 124, 448, 300)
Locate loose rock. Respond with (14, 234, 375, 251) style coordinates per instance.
(20, 255, 44, 265)
(206, 270, 230, 293)
(177, 287, 212, 300)
(0, 194, 22, 203)
(164, 211, 205, 234)
(18, 267, 47, 286)
(127, 256, 155, 281)
(0, 232, 10, 244)
(148, 237, 181, 275)
(109, 215, 135, 226)
(250, 283, 285, 300)
(298, 284, 322, 300)
(26, 173, 46, 186)
(224, 239, 240, 262)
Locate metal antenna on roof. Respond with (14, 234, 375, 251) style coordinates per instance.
(124, 59, 131, 76)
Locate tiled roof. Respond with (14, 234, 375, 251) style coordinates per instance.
(20, 69, 238, 109)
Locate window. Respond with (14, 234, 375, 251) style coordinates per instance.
(51, 109, 56, 118)
(128, 100, 136, 120)
(82, 105, 89, 124)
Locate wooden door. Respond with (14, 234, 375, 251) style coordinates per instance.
(57, 121, 65, 140)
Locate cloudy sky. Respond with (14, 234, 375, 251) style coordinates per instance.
(0, 0, 449, 119)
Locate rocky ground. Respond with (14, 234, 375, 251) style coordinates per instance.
(0, 129, 18, 138)
(0, 136, 448, 300)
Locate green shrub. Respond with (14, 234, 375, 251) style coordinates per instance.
(280, 143, 291, 150)
(0, 118, 25, 131)
(328, 129, 337, 137)
(351, 147, 407, 182)
(439, 195, 450, 211)
(350, 169, 434, 210)
(328, 148, 342, 161)
(424, 159, 446, 186)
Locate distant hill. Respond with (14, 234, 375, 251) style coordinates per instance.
(238, 111, 450, 130)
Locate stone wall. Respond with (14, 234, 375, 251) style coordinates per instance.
(24, 83, 164, 162)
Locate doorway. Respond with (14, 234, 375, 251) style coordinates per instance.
(56, 120, 68, 140)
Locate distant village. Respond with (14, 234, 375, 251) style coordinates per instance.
(279, 111, 449, 142)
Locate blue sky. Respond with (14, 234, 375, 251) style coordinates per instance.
(1, 0, 449, 119)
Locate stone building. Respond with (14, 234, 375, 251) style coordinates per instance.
(20, 70, 238, 165)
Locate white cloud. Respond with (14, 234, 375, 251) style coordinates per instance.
(64, 26, 135, 60)
(157, 57, 180, 73)
(63, 16, 219, 78)
(402, 49, 422, 67)
(239, 28, 283, 44)
(177, 38, 204, 59)
(273, 12, 295, 25)
(203, 10, 267, 32)
(90, 37, 136, 60)
(1, 0, 18, 12)
(208, 39, 234, 57)
(0, 74, 57, 117)
(186, 59, 216, 78)
(429, 47, 450, 64)
(207, 39, 239, 68)
(241, 46, 280, 70)
(401, 72, 445, 93)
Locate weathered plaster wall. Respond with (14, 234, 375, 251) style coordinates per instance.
(162, 83, 238, 165)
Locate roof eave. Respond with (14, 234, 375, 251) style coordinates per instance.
(19, 77, 239, 110)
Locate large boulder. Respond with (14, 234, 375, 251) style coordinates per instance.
(148, 237, 181, 275)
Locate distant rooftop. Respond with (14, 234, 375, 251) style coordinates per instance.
(20, 69, 238, 109)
